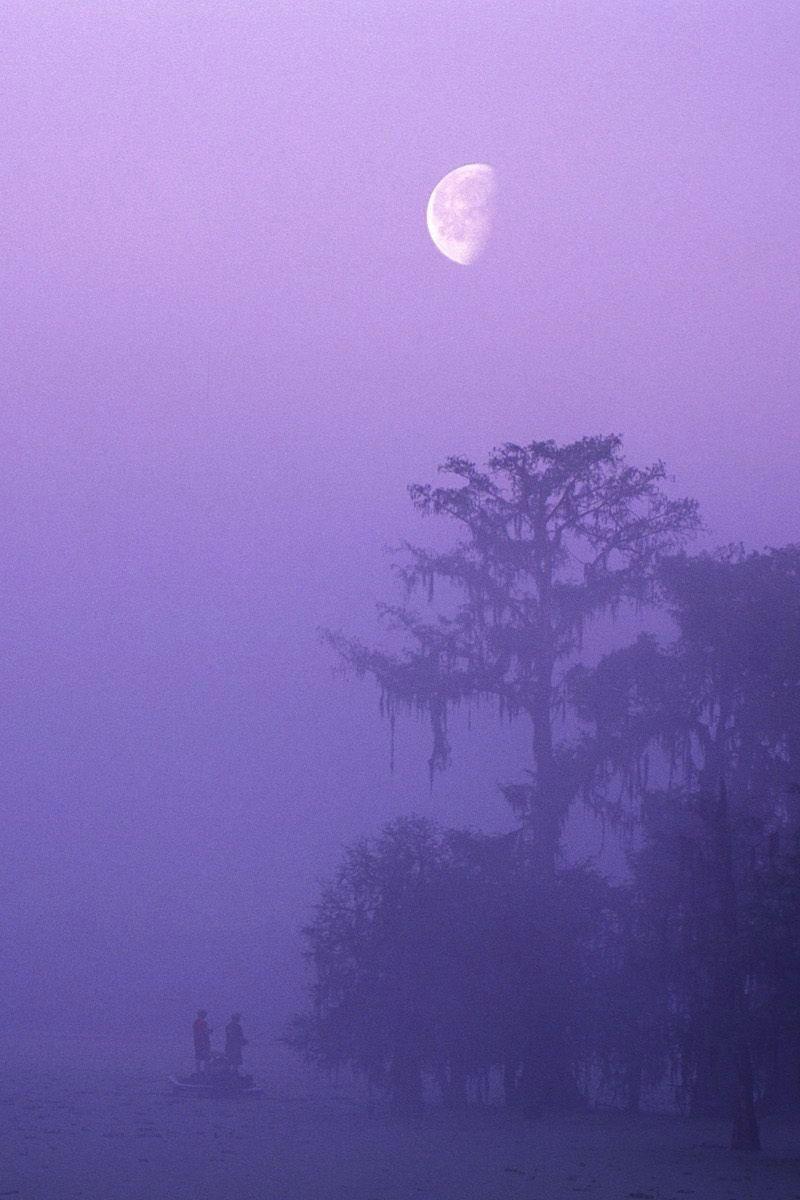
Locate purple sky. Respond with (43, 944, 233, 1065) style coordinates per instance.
(2, 1, 799, 1032)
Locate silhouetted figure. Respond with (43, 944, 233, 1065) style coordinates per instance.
(225, 1013, 248, 1071)
(193, 1009, 212, 1073)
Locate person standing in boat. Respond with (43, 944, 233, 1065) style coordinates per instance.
(225, 1013, 248, 1072)
(193, 1009, 212, 1073)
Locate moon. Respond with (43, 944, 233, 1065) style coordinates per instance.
(426, 163, 496, 265)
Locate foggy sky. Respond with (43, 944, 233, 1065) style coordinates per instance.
(2, 1, 799, 1034)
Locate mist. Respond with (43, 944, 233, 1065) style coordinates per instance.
(3, 2, 799, 1197)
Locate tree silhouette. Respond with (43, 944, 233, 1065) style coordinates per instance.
(329, 435, 698, 876)
(574, 547, 800, 1150)
(288, 816, 609, 1113)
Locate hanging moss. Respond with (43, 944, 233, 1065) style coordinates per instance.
(323, 435, 699, 862)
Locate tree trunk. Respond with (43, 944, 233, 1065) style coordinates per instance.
(390, 1052, 424, 1115)
(731, 1034, 760, 1152)
(688, 1038, 730, 1118)
(436, 1058, 468, 1110)
(624, 1049, 644, 1115)
(712, 776, 761, 1153)
(528, 668, 560, 881)
(503, 1056, 522, 1108)
(761, 1035, 800, 1113)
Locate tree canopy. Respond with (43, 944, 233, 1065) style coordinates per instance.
(301, 436, 800, 1151)
(329, 435, 698, 870)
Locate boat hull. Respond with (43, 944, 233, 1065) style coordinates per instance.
(169, 1075, 262, 1096)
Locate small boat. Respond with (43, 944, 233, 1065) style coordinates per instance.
(170, 1066, 262, 1096)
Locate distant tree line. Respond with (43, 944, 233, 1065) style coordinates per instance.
(289, 436, 800, 1152)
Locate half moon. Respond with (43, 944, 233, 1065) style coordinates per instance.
(426, 163, 496, 265)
